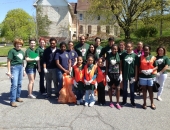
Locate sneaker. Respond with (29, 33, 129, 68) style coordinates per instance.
(80, 99, 84, 103)
(42, 93, 47, 96)
(109, 102, 114, 108)
(121, 102, 127, 107)
(77, 100, 80, 105)
(45, 95, 51, 99)
(131, 102, 136, 108)
(16, 98, 23, 102)
(89, 102, 95, 107)
(116, 103, 121, 110)
(84, 102, 88, 106)
(157, 96, 162, 101)
(28, 94, 36, 99)
(10, 102, 17, 107)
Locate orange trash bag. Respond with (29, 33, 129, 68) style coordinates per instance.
(58, 73, 76, 104)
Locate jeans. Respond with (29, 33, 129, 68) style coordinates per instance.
(45, 68, 58, 96)
(123, 79, 135, 103)
(10, 65, 23, 102)
(75, 89, 84, 100)
(85, 90, 95, 103)
(56, 68, 64, 97)
(38, 67, 46, 93)
(97, 82, 105, 104)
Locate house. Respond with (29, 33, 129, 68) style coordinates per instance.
(33, 0, 120, 41)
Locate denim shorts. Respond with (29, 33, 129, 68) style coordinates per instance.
(139, 78, 153, 86)
(25, 68, 36, 74)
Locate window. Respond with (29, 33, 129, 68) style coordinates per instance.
(79, 25, 83, 34)
(88, 25, 92, 34)
(97, 26, 101, 33)
(106, 26, 110, 34)
(79, 14, 83, 20)
(97, 15, 100, 20)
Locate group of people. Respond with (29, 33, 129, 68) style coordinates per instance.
(6, 36, 169, 110)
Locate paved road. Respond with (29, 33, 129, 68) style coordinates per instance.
(0, 67, 170, 130)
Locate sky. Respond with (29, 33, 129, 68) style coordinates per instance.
(0, 0, 77, 23)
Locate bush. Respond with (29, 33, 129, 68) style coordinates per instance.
(134, 26, 158, 38)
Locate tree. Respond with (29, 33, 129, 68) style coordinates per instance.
(35, 6, 52, 37)
(2, 9, 35, 41)
(88, 0, 161, 39)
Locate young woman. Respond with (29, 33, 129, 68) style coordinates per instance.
(35, 38, 46, 95)
(106, 45, 122, 109)
(134, 41, 144, 57)
(120, 42, 138, 108)
(84, 55, 97, 107)
(67, 41, 78, 67)
(7, 39, 25, 107)
(25, 38, 40, 99)
(72, 56, 85, 105)
(55, 42, 71, 97)
(156, 46, 169, 101)
(96, 58, 106, 106)
(118, 41, 126, 56)
(139, 45, 157, 110)
(86, 44, 98, 63)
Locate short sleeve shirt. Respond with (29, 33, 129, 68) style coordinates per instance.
(25, 48, 37, 69)
(107, 53, 120, 73)
(55, 50, 70, 70)
(121, 52, 138, 79)
(7, 48, 24, 66)
(35, 46, 44, 66)
(67, 50, 78, 67)
(74, 43, 89, 62)
(156, 56, 169, 74)
(95, 45, 103, 59)
(99, 45, 112, 59)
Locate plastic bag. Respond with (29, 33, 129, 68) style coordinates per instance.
(58, 73, 76, 104)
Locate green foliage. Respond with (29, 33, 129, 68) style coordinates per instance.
(1, 9, 35, 41)
(134, 26, 158, 38)
(36, 6, 52, 37)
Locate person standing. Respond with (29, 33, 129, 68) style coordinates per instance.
(94, 37, 103, 59)
(35, 37, 46, 95)
(55, 42, 71, 98)
(99, 37, 115, 59)
(86, 44, 98, 63)
(120, 42, 138, 108)
(156, 46, 169, 101)
(139, 45, 157, 110)
(25, 38, 40, 99)
(7, 39, 25, 107)
(74, 36, 89, 64)
(43, 37, 58, 99)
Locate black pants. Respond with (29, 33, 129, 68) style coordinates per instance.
(97, 82, 105, 104)
(39, 67, 46, 93)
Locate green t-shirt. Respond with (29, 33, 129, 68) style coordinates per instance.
(74, 43, 89, 62)
(139, 55, 158, 78)
(25, 48, 38, 69)
(99, 45, 112, 58)
(121, 52, 138, 80)
(118, 50, 126, 56)
(7, 48, 24, 66)
(35, 46, 44, 66)
(95, 45, 103, 59)
(107, 53, 120, 73)
(156, 55, 169, 74)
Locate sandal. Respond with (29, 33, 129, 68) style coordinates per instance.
(142, 104, 147, 109)
(151, 104, 156, 110)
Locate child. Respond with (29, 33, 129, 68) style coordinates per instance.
(72, 56, 85, 105)
(120, 42, 138, 108)
(106, 44, 122, 109)
(84, 55, 97, 107)
(96, 58, 106, 106)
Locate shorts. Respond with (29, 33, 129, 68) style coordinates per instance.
(108, 73, 120, 87)
(25, 68, 36, 74)
(139, 78, 153, 86)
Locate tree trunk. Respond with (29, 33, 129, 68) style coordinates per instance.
(124, 28, 131, 39)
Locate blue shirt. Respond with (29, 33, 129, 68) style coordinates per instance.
(55, 50, 70, 70)
(67, 50, 78, 67)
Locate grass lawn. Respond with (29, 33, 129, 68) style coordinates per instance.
(0, 46, 13, 56)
